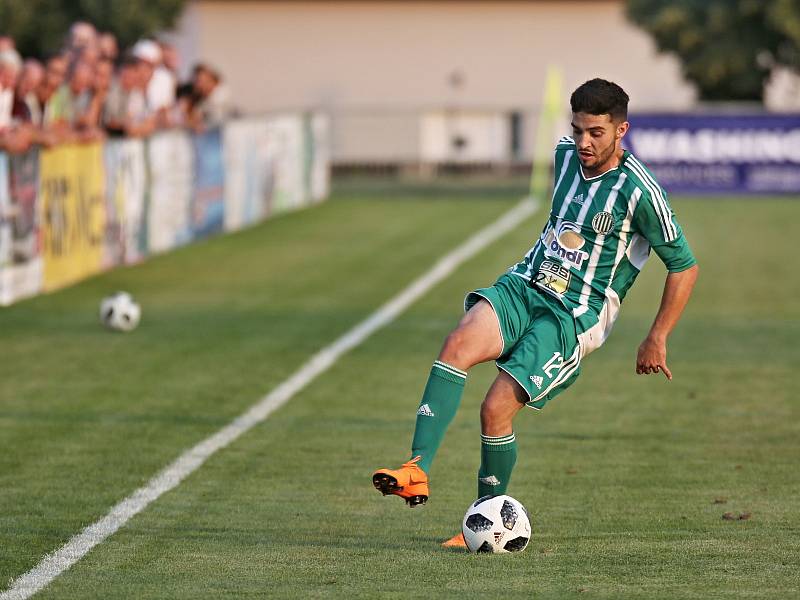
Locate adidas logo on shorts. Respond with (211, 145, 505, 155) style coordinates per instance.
(417, 403, 435, 417)
(530, 375, 544, 390)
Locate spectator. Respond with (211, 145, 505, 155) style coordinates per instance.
(187, 63, 231, 130)
(0, 49, 22, 130)
(67, 21, 97, 54)
(0, 36, 15, 53)
(12, 59, 44, 124)
(76, 43, 101, 70)
(78, 58, 113, 129)
(132, 39, 175, 116)
(0, 49, 32, 152)
(98, 32, 118, 62)
(38, 54, 68, 125)
(46, 59, 93, 129)
(160, 41, 180, 81)
(103, 55, 155, 138)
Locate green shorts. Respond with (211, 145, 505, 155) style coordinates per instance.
(464, 272, 582, 410)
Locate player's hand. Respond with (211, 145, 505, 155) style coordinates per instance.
(636, 335, 672, 380)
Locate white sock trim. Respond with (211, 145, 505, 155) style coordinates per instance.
(433, 360, 467, 379)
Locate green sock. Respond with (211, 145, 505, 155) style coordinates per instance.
(410, 360, 467, 473)
(477, 433, 517, 498)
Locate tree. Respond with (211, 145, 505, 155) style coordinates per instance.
(626, 0, 800, 102)
(0, 0, 186, 59)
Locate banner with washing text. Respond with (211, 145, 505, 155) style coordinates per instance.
(39, 144, 105, 291)
(625, 113, 800, 194)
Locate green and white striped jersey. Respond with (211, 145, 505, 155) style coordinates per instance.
(511, 136, 696, 355)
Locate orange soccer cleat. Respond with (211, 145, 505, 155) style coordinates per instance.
(441, 532, 467, 548)
(372, 456, 429, 507)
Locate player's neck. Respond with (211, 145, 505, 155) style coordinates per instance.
(582, 147, 624, 179)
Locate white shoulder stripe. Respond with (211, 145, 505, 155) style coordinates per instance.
(625, 161, 669, 236)
(627, 156, 675, 238)
(553, 150, 574, 195)
(626, 157, 677, 240)
(625, 158, 676, 242)
(625, 158, 672, 239)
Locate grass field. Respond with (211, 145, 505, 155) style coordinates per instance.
(1, 178, 798, 599)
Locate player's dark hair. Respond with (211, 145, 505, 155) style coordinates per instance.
(570, 78, 629, 122)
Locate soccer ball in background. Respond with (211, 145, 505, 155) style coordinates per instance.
(99, 292, 141, 332)
(462, 494, 531, 554)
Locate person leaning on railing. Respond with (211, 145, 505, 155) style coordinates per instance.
(102, 54, 156, 139)
(0, 49, 33, 154)
(0, 21, 236, 154)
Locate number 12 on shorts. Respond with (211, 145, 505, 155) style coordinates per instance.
(542, 352, 564, 379)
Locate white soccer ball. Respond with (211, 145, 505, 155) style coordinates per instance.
(99, 292, 141, 332)
(462, 494, 531, 554)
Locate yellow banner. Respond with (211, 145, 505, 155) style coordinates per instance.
(40, 144, 105, 291)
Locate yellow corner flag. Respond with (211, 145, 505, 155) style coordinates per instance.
(529, 65, 564, 202)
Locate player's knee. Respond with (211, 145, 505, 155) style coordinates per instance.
(439, 328, 468, 366)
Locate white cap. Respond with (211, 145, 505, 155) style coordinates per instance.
(132, 40, 162, 64)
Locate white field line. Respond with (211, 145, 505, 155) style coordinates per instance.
(1, 197, 538, 600)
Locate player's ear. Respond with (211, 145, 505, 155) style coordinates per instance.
(616, 121, 630, 140)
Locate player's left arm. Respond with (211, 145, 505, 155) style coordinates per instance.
(636, 263, 699, 380)
(632, 186, 699, 380)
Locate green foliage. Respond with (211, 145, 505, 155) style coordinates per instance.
(0, 0, 186, 58)
(626, 0, 800, 102)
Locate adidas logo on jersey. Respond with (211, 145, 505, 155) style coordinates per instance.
(479, 475, 501, 486)
(530, 375, 543, 389)
(417, 403, 435, 417)
(570, 193, 585, 205)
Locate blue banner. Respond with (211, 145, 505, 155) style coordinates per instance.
(625, 113, 800, 194)
(191, 127, 225, 238)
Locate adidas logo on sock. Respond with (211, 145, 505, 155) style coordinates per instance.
(479, 475, 501, 486)
(530, 375, 543, 390)
(417, 403, 435, 417)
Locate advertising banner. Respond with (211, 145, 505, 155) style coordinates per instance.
(104, 139, 147, 267)
(0, 113, 330, 306)
(1, 149, 43, 304)
(147, 130, 193, 253)
(309, 113, 331, 203)
(626, 113, 800, 194)
(39, 143, 105, 291)
(0, 154, 10, 267)
(223, 119, 271, 231)
(191, 127, 225, 238)
(0, 153, 11, 304)
(265, 116, 306, 214)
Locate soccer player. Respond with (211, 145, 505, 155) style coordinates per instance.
(372, 78, 700, 547)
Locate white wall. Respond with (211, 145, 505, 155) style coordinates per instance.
(166, 1, 713, 162)
(168, 0, 697, 114)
